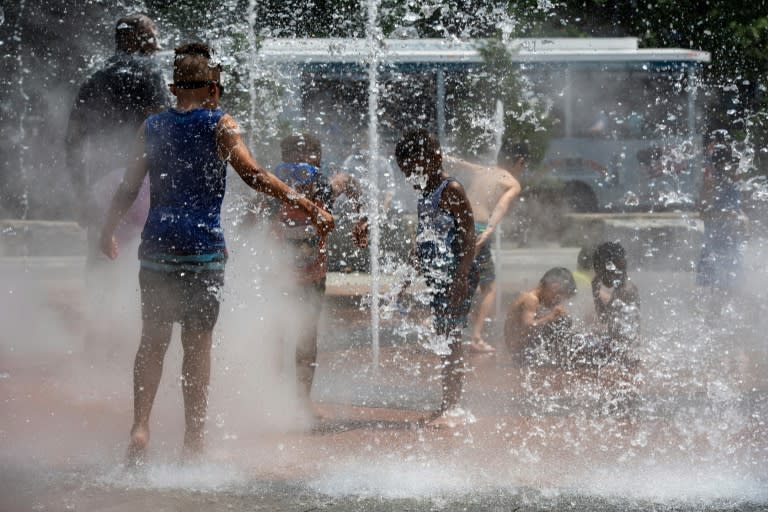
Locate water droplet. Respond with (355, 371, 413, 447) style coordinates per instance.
(623, 191, 639, 207)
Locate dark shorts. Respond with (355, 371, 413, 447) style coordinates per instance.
(429, 262, 480, 332)
(474, 242, 495, 285)
(139, 267, 225, 331)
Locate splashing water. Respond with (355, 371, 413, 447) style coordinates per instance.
(1, 1, 768, 511)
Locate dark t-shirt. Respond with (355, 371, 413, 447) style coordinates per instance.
(67, 52, 171, 192)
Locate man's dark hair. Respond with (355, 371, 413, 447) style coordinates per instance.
(395, 129, 441, 164)
(115, 14, 158, 54)
(498, 139, 529, 167)
(593, 241, 627, 274)
(540, 267, 577, 296)
(281, 133, 322, 163)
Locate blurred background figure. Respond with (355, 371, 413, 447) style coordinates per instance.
(64, 13, 171, 355)
(66, 13, 171, 260)
(591, 242, 640, 348)
(696, 132, 749, 315)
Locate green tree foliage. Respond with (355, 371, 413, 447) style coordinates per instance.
(448, 41, 551, 163)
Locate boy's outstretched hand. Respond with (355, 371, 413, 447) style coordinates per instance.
(100, 230, 119, 260)
(352, 219, 369, 248)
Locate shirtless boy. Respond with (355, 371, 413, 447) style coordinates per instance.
(504, 267, 577, 364)
(444, 142, 525, 353)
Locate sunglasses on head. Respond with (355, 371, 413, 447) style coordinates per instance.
(274, 162, 320, 187)
(170, 80, 225, 97)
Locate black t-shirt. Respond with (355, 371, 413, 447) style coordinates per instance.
(67, 52, 171, 187)
(70, 52, 169, 136)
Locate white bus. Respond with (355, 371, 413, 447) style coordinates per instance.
(255, 37, 710, 212)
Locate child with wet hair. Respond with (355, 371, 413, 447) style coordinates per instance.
(99, 42, 334, 465)
(395, 129, 478, 428)
(504, 267, 577, 365)
(592, 241, 640, 346)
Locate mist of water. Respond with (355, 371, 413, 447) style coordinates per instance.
(1, 0, 767, 510)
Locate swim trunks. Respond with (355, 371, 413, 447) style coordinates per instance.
(473, 222, 495, 285)
(139, 266, 224, 331)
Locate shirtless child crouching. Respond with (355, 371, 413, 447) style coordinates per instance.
(504, 267, 577, 365)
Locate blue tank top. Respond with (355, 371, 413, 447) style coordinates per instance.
(140, 108, 227, 260)
(416, 178, 460, 273)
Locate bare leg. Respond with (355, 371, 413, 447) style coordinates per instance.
(429, 329, 466, 428)
(128, 321, 173, 465)
(180, 327, 213, 458)
(295, 282, 324, 419)
(295, 328, 318, 408)
(469, 281, 497, 353)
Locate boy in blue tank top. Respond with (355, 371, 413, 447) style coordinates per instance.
(99, 42, 334, 465)
(395, 129, 478, 428)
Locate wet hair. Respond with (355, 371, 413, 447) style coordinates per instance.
(173, 42, 222, 85)
(577, 245, 596, 272)
(115, 14, 158, 54)
(497, 139, 529, 167)
(395, 129, 441, 165)
(540, 267, 577, 297)
(281, 133, 322, 163)
(593, 241, 627, 275)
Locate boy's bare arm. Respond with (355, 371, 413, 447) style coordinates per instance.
(619, 281, 640, 308)
(519, 292, 565, 334)
(99, 124, 149, 259)
(330, 172, 363, 207)
(330, 172, 368, 247)
(441, 181, 476, 309)
(518, 293, 542, 331)
(442, 155, 488, 174)
(476, 173, 522, 248)
(217, 115, 334, 236)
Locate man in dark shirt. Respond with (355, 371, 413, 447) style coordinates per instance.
(66, 14, 170, 247)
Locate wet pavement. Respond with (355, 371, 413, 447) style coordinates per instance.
(1, 249, 767, 511)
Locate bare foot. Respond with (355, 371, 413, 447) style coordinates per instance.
(469, 339, 496, 354)
(126, 425, 149, 467)
(427, 407, 476, 429)
(428, 414, 460, 429)
(296, 398, 329, 431)
(309, 402, 330, 422)
(183, 431, 205, 461)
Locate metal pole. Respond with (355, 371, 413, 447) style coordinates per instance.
(366, 0, 381, 368)
(436, 69, 446, 147)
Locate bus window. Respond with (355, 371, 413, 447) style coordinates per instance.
(569, 67, 691, 140)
